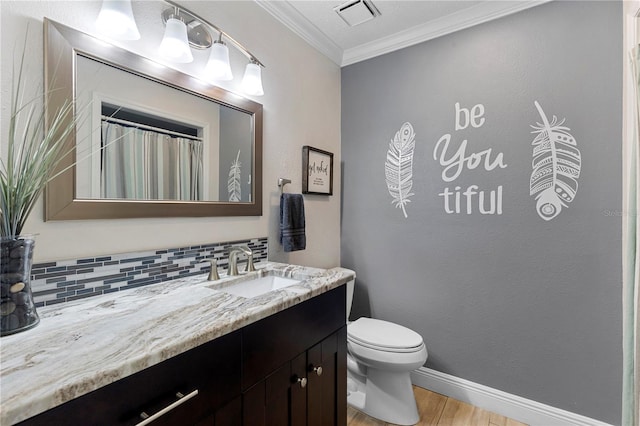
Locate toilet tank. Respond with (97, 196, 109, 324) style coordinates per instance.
(346, 279, 355, 322)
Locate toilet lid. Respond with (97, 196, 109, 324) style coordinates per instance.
(347, 317, 424, 351)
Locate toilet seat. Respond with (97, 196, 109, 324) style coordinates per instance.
(347, 318, 424, 353)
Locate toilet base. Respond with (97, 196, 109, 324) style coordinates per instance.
(347, 367, 420, 426)
(347, 388, 366, 411)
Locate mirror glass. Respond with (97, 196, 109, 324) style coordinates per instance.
(75, 56, 253, 203)
(45, 19, 262, 220)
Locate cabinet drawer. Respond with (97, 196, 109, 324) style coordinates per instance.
(242, 286, 346, 390)
(19, 330, 241, 426)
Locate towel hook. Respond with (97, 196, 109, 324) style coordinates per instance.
(278, 178, 291, 194)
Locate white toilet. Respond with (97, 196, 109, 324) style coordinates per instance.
(346, 279, 428, 426)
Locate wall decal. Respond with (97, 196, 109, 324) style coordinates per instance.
(228, 149, 242, 202)
(529, 101, 581, 221)
(385, 122, 416, 218)
(433, 103, 506, 215)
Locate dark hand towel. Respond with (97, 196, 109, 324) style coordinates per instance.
(279, 193, 306, 252)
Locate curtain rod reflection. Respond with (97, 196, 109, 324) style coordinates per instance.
(101, 115, 203, 142)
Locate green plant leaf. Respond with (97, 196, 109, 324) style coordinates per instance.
(1, 31, 85, 238)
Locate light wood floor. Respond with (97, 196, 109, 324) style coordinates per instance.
(347, 386, 528, 426)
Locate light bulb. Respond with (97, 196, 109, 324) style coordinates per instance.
(206, 40, 233, 81)
(241, 62, 264, 96)
(96, 0, 140, 41)
(158, 17, 193, 63)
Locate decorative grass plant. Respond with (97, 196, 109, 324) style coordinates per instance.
(1, 42, 78, 239)
(0, 34, 88, 335)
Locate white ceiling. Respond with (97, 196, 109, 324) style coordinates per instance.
(256, 0, 550, 67)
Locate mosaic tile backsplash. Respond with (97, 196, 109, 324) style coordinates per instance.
(31, 237, 268, 307)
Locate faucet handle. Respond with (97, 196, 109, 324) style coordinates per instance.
(244, 254, 256, 273)
(207, 258, 220, 281)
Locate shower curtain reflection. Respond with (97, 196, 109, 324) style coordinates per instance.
(623, 44, 640, 426)
(100, 121, 203, 201)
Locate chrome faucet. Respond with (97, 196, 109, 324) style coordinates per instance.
(227, 245, 255, 276)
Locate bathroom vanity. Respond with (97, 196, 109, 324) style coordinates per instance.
(0, 263, 352, 426)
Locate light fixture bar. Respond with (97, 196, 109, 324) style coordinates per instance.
(164, 0, 265, 68)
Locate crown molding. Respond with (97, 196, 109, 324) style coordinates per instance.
(255, 0, 343, 65)
(342, 0, 551, 66)
(255, 0, 551, 68)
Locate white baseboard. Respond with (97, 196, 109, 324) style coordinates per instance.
(410, 367, 612, 426)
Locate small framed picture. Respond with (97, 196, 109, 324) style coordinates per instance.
(302, 146, 333, 195)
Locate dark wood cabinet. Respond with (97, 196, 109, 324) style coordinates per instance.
(194, 397, 242, 426)
(308, 328, 347, 426)
(18, 331, 242, 426)
(242, 327, 347, 426)
(17, 286, 346, 426)
(242, 282, 347, 426)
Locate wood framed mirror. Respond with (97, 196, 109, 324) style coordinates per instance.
(44, 19, 262, 220)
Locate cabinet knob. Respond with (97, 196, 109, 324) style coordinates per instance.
(311, 365, 323, 376)
(294, 376, 307, 388)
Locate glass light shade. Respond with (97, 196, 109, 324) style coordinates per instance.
(241, 63, 264, 96)
(158, 17, 193, 63)
(206, 41, 233, 81)
(96, 0, 140, 40)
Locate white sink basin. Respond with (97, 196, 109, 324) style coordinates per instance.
(212, 274, 302, 298)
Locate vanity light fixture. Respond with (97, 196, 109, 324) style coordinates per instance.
(206, 36, 233, 81)
(242, 60, 264, 97)
(159, 12, 194, 63)
(95, 0, 265, 95)
(96, 0, 140, 40)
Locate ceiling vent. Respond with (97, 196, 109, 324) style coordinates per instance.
(334, 0, 381, 27)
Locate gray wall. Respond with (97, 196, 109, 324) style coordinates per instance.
(341, 1, 622, 423)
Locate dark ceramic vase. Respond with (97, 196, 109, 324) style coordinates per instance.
(0, 236, 39, 336)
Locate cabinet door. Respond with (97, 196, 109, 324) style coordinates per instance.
(195, 396, 241, 426)
(242, 380, 266, 426)
(241, 287, 347, 426)
(243, 361, 293, 426)
(242, 352, 308, 426)
(290, 352, 307, 426)
(243, 327, 347, 426)
(307, 327, 347, 426)
(242, 287, 345, 391)
(266, 362, 292, 426)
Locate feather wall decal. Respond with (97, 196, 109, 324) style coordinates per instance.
(228, 150, 242, 202)
(385, 122, 416, 218)
(529, 101, 581, 221)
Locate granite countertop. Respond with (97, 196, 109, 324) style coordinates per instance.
(0, 262, 355, 425)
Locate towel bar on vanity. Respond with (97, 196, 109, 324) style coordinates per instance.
(278, 178, 292, 194)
